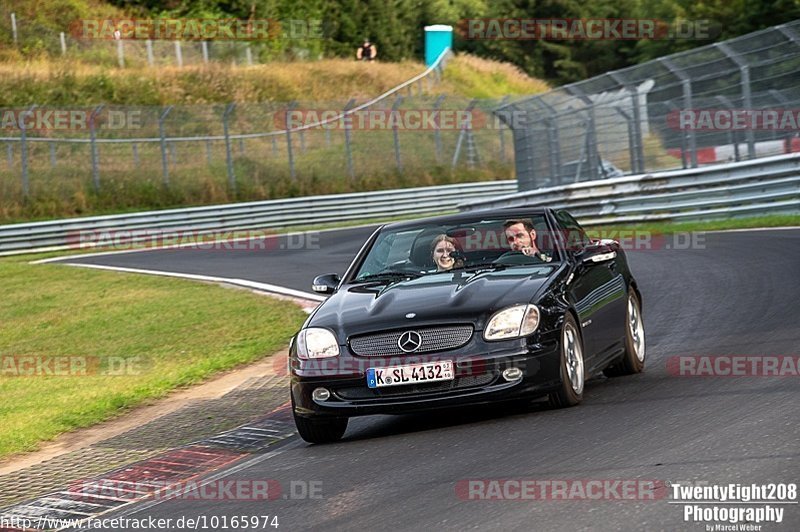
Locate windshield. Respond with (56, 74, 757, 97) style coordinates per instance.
(353, 214, 558, 281)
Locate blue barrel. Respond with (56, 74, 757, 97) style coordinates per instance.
(424, 25, 453, 67)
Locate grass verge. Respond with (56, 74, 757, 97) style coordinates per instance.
(0, 256, 307, 459)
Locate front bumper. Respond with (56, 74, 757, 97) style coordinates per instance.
(291, 338, 562, 418)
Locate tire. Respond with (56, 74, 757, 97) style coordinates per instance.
(291, 393, 348, 444)
(603, 290, 646, 377)
(548, 312, 585, 408)
(294, 413, 348, 444)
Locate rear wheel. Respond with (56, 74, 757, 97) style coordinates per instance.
(604, 290, 646, 377)
(549, 313, 585, 408)
(292, 396, 348, 444)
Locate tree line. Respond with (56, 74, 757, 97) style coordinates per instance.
(59, 0, 800, 83)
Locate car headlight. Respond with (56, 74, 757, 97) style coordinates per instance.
(296, 328, 340, 359)
(483, 304, 540, 341)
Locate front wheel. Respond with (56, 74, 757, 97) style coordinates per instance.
(604, 290, 646, 377)
(292, 395, 348, 444)
(549, 313, 585, 408)
(294, 414, 348, 444)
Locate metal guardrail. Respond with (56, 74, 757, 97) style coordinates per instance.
(2, 154, 797, 256)
(459, 153, 800, 224)
(0, 180, 516, 255)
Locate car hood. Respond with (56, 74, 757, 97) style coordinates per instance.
(308, 265, 559, 338)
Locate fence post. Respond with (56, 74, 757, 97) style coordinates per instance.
(146, 40, 154, 66)
(452, 100, 478, 169)
(246, 46, 253, 66)
(568, 88, 600, 180)
(716, 42, 756, 160)
(60, 32, 67, 55)
(10, 13, 18, 46)
(285, 102, 297, 181)
(660, 58, 697, 168)
(768, 89, 793, 153)
(629, 86, 645, 173)
(239, 138, 245, 155)
(546, 116, 562, 184)
(271, 136, 278, 157)
(343, 99, 356, 180)
(117, 39, 125, 68)
(205, 140, 212, 164)
(49, 142, 57, 167)
(19, 105, 36, 197)
(433, 95, 445, 164)
(614, 106, 637, 174)
(89, 105, 104, 192)
(715, 95, 740, 161)
(6, 143, 12, 169)
(667, 102, 688, 169)
(132, 143, 139, 165)
(202, 41, 209, 64)
(465, 101, 480, 169)
(608, 72, 645, 174)
(175, 41, 183, 67)
(497, 96, 509, 163)
(392, 96, 404, 173)
(223, 103, 237, 192)
(158, 106, 173, 186)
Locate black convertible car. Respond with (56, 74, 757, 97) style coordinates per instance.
(289, 208, 645, 443)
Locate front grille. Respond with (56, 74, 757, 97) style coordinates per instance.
(349, 325, 473, 357)
(335, 373, 495, 400)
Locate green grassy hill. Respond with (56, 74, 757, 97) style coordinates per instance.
(0, 1, 550, 222)
(0, 54, 547, 106)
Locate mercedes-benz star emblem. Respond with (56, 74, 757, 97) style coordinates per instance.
(397, 330, 422, 353)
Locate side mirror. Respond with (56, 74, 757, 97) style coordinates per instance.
(312, 273, 340, 295)
(580, 242, 617, 264)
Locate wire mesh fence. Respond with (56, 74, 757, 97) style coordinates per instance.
(499, 21, 800, 191)
(0, 10, 325, 66)
(0, 93, 516, 204)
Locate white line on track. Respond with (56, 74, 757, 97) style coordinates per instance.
(29, 222, 384, 264)
(57, 262, 325, 304)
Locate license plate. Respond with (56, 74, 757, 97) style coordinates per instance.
(366, 360, 454, 389)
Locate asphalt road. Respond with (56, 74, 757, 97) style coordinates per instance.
(59, 226, 379, 295)
(57, 227, 800, 531)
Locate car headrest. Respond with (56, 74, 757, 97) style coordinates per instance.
(409, 228, 445, 269)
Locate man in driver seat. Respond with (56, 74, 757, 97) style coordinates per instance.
(502, 219, 553, 262)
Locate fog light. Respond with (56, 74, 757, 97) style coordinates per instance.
(312, 387, 331, 402)
(502, 367, 523, 381)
